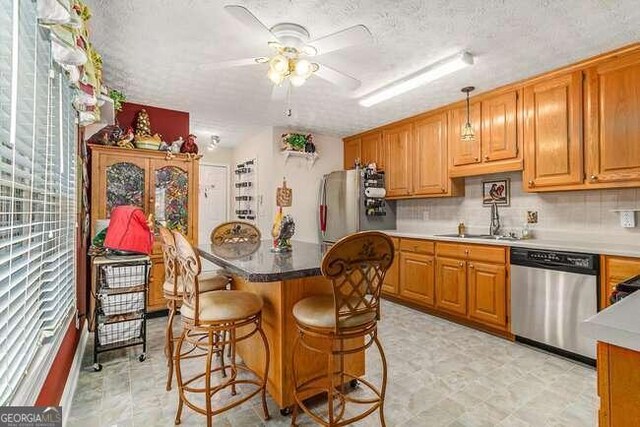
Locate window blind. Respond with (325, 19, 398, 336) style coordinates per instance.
(0, 0, 77, 405)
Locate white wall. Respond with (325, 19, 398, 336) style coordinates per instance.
(230, 127, 343, 243)
(397, 171, 640, 245)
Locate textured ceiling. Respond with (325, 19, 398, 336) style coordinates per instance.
(86, 0, 640, 147)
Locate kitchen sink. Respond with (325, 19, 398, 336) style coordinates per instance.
(435, 233, 522, 241)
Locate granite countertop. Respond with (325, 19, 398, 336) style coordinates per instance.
(382, 230, 640, 257)
(197, 240, 325, 282)
(581, 291, 640, 352)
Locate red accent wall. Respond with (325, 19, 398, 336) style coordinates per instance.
(116, 102, 190, 143)
(35, 319, 81, 406)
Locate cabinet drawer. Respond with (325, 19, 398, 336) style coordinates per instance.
(435, 242, 467, 259)
(467, 245, 506, 264)
(400, 239, 434, 254)
(436, 242, 506, 264)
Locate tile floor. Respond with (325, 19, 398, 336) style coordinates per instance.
(67, 300, 597, 426)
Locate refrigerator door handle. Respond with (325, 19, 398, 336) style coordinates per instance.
(319, 175, 328, 236)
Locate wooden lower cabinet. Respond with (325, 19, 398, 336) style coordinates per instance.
(597, 342, 640, 426)
(600, 255, 640, 309)
(399, 252, 435, 307)
(468, 261, 507, 328)
(148, 255, 167, 312)
(382, 238, 400, 295)
(435, 257, 467, 315)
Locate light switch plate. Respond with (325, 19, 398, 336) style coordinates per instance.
(620, 210, 636, 228)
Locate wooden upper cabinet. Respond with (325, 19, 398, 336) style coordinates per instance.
(481, 91, 519, 163)
(413, 112, 448, 196)
(467, 261, 507, 328)
(399, 252, 435, 307)
(435, 257, 467, 315)
(449, 102, 482, 167)
(360, 132, 384, 170)
(343, 137, 361, 170)
(586, 51, 640, 185)
(523, 71, 584, 191)
(384, 123, 413, 197)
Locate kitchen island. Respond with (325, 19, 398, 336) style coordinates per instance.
(197, 240, 364, 413)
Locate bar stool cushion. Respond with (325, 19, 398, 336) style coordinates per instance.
(293, 295, 377, 330)
(181, 290, 263, 323)
(163, 272, 229, 296)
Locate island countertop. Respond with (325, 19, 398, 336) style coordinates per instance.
(197, 240, 326, 282)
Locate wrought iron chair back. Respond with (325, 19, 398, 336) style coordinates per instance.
(211, 221, 261, 245)
(321, 231, 394, 331)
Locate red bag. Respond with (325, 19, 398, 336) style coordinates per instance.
(104, 206, 153, 255)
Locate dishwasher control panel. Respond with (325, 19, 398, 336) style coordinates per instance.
(511, 248, 598, 274)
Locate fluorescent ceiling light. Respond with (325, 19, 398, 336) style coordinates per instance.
(359, 51, 474, 107)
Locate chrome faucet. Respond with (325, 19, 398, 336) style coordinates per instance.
(489, 202, 501, 236)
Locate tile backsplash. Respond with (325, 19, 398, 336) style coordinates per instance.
(397, 172, 640, 245)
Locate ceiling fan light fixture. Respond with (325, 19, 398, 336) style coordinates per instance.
(294, 59, 312, 77)
(301, 45, 317, 56)
(255, 57, 269, 64)
(269, 54, 289, 73)
(359, 51, 474, 107)
(268, 68, 285, 85)
(290, 74, 306, 87)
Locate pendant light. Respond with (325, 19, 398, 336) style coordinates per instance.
(460, 86, 476, 142)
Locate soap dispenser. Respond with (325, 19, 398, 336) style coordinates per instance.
(457, 221, 466, 237)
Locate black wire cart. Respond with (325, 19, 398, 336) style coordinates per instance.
(91, 255, 150, 371)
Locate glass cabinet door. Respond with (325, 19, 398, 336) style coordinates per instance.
(154, 165, 189, 235)
(105, 161, 146, 217)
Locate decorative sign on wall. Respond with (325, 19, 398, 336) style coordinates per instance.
(482, 178, 510, 206)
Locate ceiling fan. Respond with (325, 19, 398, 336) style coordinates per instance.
(206, 5, 372, 99)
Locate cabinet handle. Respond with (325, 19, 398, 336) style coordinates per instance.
(484, 155, 490, 161)
(528, 180, 534, 187)
(464, 249, 469, 254)
(590, 175, 598, 181)
(458, 261, 464, 267)
(474, 157, 479, 161)
(441, 187, 446, 193)
(469, 263, 474, 269)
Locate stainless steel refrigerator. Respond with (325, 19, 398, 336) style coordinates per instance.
(319, 168, 396, 244)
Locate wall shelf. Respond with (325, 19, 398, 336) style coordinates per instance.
(281, 150, 319, 168)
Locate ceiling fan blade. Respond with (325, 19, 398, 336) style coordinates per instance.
(224, 5, 279, 43)
(198, 57, 263, 70)
(271, 83, 288, 101)
(307, 25, 372, 56)
(314, 64, 361, 91)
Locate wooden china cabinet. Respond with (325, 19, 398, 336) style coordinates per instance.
(89, 145, 199, 312)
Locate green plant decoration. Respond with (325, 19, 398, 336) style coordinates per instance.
(109, 89, 126, 112)
(281, 133, 311, 152)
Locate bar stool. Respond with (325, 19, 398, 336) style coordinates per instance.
(158, 226, 230, 391)
(291, 231, 394, 427)
(172, 231, 270, 427)
(210, 221, 261, 245)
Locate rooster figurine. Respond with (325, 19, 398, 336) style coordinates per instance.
(180, 134, 199, 155)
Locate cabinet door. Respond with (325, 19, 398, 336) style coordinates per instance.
(600, 256, 640, 309)
(148, 255, 166, 312)
(481, 91, 519, 162)
(151, 160, 194, 242)
(436, 257, 467, 315)
(343, 137, 361, 170)
(523, 71, 583, 190)
(382, 241, 400, 295)
(413, 113, 448, 195)
(586, 51, 640, 184)
(100, 155, 149, 219)
(399, 252, 435, 306)
(361, 132, 384, 170)
(468, 262, 507, 328)
(384, 123, 413, 197)
(449, 102, 481, 166)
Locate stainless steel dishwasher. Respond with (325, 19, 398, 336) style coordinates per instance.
(510, 247, 599, 362)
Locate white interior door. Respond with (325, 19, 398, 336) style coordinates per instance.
(199, 164, 228, 270)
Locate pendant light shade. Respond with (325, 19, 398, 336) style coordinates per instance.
(460, 86, 476, 142)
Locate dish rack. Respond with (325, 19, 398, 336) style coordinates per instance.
(91, 255, 150, 371)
